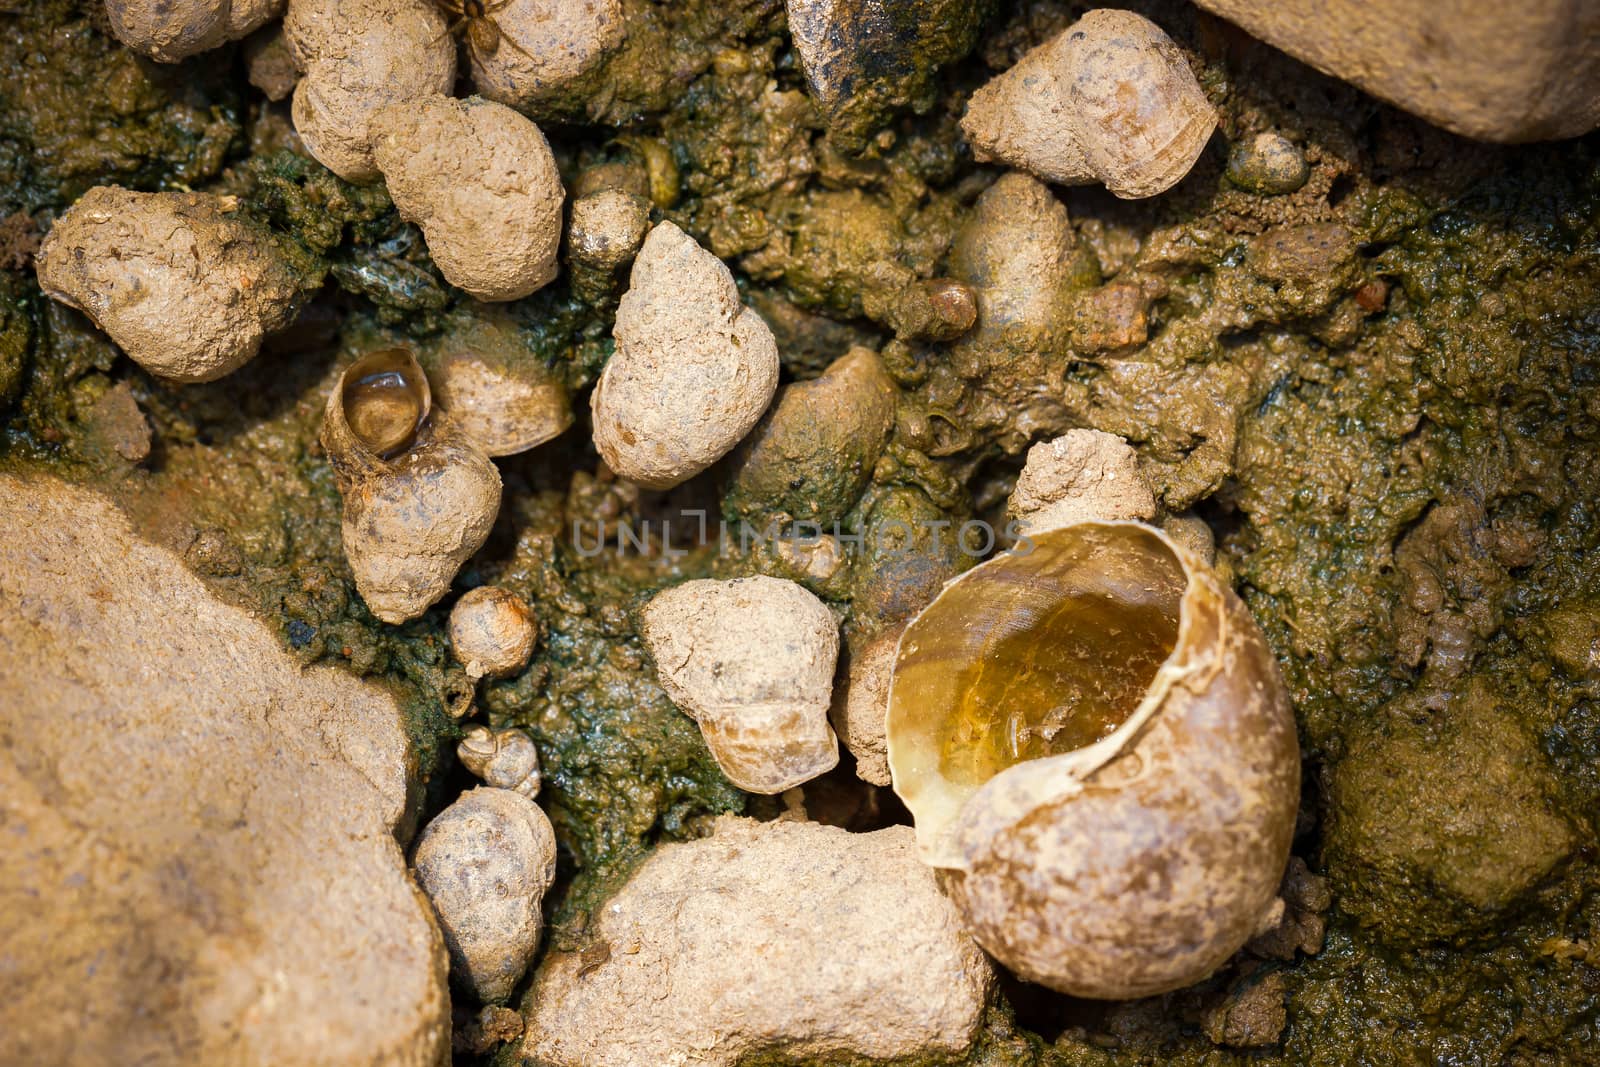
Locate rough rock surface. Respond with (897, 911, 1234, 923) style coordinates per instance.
(0, 474, 450, 1067)
(520, 817, 994, 1066)
(1194, 0, 1600, 142)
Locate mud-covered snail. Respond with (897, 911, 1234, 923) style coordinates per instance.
(887, 521, 1299, 998)
(321, 348, 502, 624)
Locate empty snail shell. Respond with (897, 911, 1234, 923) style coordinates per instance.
(458, 725, 541, 798)
(887, 521, 1299, 998)
(321, 348, 502, 624)
(641, 576, 841, 794)
(419, 309, 572, 458)
(412, 786, 557, 1003)
(449, 587, 538, 679)
(961, 9, 1217, 199)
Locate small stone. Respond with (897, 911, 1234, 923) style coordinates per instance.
(1071, 280, 1151, 353)
(36, 187, 305, 383)
(520, 817, 995, 1067)
(86, 380, 151, 463)
(449, 586, 538, 680)
(466, 0, 624, 112)
(1227, 132, 1310, 195)
(591, 222, 779, 490)
(1008, 429, 1157, 534)
(370, 95, 565, 302)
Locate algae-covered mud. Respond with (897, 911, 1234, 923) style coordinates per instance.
(2, 0, 1597, 1063)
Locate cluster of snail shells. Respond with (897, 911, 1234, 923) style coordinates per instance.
(458, 725, 541, 798)
(320, 348, 501, 624)
(887, 520, 1299, 998)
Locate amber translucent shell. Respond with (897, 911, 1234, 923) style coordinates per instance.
(887, 522, 1299, 998)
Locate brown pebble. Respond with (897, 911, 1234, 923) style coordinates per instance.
(1354, 278, 1390, 313)
(925, 279, 977, 334)
(1071, 281, 1152, 353)
(87, 381, 152, 463)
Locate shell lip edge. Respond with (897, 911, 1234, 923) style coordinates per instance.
(885, 520, 1214, 871)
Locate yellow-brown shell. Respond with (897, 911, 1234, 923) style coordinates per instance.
(887, 521, 1299, 998)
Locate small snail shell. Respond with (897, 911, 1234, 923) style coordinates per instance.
(887, 522, 1298, 998)
(724, 346, 897, 527)
(419, 310, 572, 458)
(1007, 429, 1156, 535)
(449, 587, 538, 679)
(961, 9, 1217, 199)
(458, 726, 541, 798)
(321, 348, 502, 624)
(641, 576, 840, 794)
(412, 786, 557, 1003)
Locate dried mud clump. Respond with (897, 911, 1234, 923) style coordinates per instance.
(35, 187, 305, 383)
(521, 817, 995, 1066)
